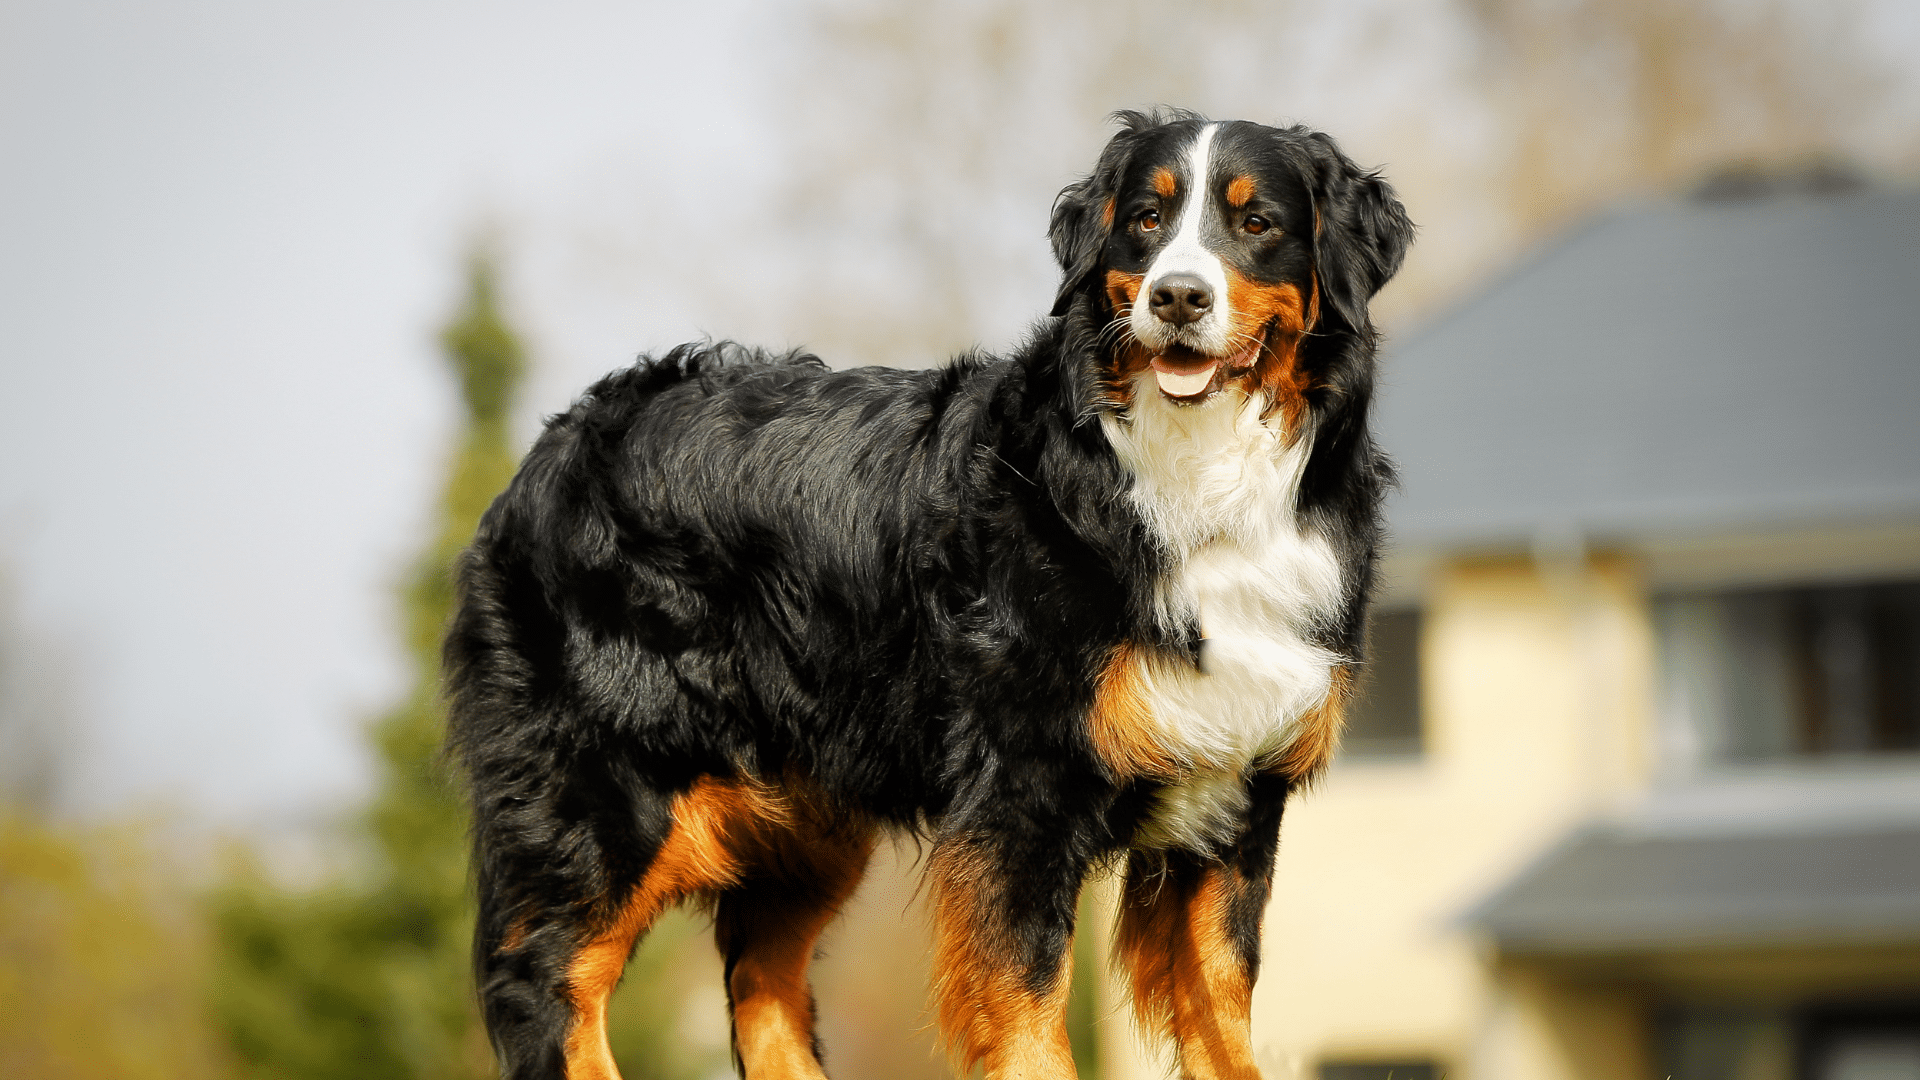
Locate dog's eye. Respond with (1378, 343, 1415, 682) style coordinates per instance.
(1138, 210, 1160, 232)
(1243, 215, 1271, 236)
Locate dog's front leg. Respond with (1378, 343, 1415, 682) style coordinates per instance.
(1116, 775, 1288, 1080)
(925, 828, 1090, 1079)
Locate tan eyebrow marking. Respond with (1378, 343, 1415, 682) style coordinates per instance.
(1151, 167, 1177, 198)
(1226, 174, 1256, 208)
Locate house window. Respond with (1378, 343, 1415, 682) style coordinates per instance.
(1344, 608, 1423, 758)
(1319, 1062, 1439, 1080)
(1657, 1002, 1920, 1080)
(1656, 1006, 1793, 1080)
(1657, 580, 1920, 765)
(1802, 1003, 1920, 1080)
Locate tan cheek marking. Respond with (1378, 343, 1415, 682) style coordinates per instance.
(1090, 644, 1181, 779)
(927, 843, 1078, 1078)
(1266, 665, 1351, 784)
(1221, 268, 1313, 431)
(1222, 274, 1308, 343)
(1102, 269, 1152, 407)
(1101, 196, 1115, 228)
(563, 777, 791, 1080)
(1225, 175, 1256, 208)
(1152, 167, 1178, 198)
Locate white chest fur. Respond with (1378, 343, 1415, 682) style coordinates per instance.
(1100, 377, 1346, 851)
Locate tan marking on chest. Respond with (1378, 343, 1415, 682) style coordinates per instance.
(1090, 643, 1183, 779)
(1264, 664, 1352, 784)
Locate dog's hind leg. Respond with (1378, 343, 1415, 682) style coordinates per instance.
(1114, 777, 1288, 1080)
(713, 796, 876, 1079)
(475, 773, 787, 1080)
(926, 829, 1094, 1079)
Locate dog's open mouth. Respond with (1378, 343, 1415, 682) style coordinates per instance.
(1149, 329, 1267, 401)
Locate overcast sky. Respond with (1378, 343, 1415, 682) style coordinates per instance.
(3, 0, 1918, 828)
(0, 0, 786, 824)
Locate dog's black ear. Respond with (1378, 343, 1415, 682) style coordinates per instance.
(1049, 113, 1155, 318)
(1300, 132, 1414, 333)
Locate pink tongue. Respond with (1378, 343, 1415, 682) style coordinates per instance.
(1151, 357, 1219, 397)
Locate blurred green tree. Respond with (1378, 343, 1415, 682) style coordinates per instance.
(1, 557, 238, 1078)
(0, 813, 236, 1080)
(208, 251, 722, 1080)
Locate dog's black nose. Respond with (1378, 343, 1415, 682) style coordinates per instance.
(1148, 273, 1212, 326)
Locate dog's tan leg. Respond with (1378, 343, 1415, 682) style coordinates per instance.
(1115, 852, 1267, 1080)
(715, 805, 875, 1079)
(562, 776, 787, 1080)
(926, 840, 1082, 1080)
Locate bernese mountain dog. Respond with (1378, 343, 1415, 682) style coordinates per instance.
(445, 109, 1412, 1080)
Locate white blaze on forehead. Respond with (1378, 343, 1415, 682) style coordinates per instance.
(1130, 123, 1235, 357)
(1160, 124, 1217, 270)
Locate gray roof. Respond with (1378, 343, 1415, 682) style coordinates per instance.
(1374, 187, 1920, 551)
(1468, 824, 1920, 954)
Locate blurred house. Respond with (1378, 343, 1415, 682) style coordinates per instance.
(1119, 177, 1920, 1080)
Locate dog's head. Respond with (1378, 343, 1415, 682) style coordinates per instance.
(1051, 112, 1412, 411)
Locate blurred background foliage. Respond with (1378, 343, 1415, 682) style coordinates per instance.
(0, 0, 1913, 1077)
(0, 814, 230, 1080)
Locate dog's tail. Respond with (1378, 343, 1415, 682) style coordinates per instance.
(442, 537, 574, 1076)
